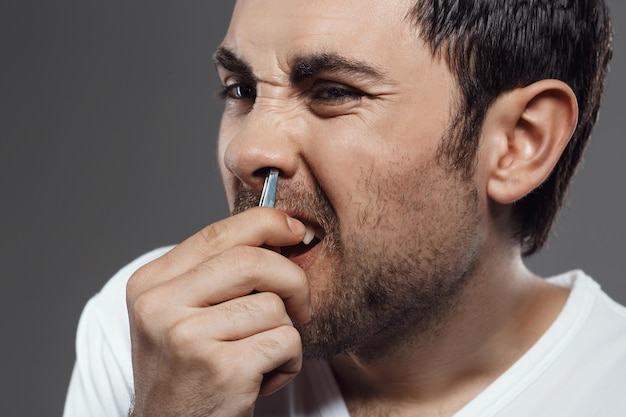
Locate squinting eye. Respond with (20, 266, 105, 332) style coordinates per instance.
(310, 83, 365, 104)
(220, 83, 256, 100)
(307, 82, 367, 117)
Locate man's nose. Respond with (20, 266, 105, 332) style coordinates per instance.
(222, 104, 304, 191)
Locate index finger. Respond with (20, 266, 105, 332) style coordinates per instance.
(128, 207, 307, 294)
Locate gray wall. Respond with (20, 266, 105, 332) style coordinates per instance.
(1, 2, 623, 415)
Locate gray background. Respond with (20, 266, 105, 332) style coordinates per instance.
(1, 1, 623, 415)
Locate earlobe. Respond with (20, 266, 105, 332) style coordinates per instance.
(485, 80, 579, 204)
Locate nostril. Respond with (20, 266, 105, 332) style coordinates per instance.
(254, 167, 272, 179)
(259, 168, 280, 208)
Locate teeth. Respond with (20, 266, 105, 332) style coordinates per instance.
(302, 226, 315, 245)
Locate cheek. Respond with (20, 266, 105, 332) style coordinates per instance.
(217, 117, 240, 208)
(305, 114, 439, 230)
(304, 119, 381, 220)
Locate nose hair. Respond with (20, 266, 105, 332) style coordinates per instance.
(222, 105, 302, 192)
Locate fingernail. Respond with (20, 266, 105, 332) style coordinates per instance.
(286, 217, 306, 236)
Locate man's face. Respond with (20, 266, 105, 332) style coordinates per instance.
(216, 0, 484, 358)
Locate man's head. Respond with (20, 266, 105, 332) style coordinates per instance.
(215, 0, 612, 358)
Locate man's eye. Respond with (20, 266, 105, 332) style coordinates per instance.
(310, 83, 365, 104)
(219, 83, 256, 100)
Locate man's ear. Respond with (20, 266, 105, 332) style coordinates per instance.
(482, 79, 579, 204)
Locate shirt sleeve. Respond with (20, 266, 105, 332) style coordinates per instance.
(63, 296, 133, 417)
(63, 247, 174, 417)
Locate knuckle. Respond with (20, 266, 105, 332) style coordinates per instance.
(126, 263, 151, 301)
(223, 292, 287, 324)
(199, 222, 225, 247)
(254, 338, 282, 361)
(255, 325, 301, 360)
(129, 290, 159, 334)
(166, 315, 230, 370)
(275, 325, 302, 351)
(221, 298, 262, 321)
(220, 245, 264, 277)
(210, 344, 258, 389)
(226, 244, 263, 265)
(258, 292, 288, 320)
(167, 318, 201, 358)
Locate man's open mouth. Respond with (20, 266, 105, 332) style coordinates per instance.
(281, 222, 326, 270)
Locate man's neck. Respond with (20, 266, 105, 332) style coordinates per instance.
(328, 254, 570, 417)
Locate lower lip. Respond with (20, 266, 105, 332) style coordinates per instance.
(286, 240, 323, 271)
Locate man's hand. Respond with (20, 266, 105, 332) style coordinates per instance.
(126, 207, 311, 417)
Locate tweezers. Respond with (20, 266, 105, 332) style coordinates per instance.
(259, 168, 279, 208)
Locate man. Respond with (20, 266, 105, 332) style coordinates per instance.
(64, 1, 625, 416)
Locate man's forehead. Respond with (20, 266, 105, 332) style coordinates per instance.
(231, 0, 415, 19)
(226, 0, 416, 49)
(222, 0, 420, 78)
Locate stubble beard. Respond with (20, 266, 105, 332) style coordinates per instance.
(232, 164, 481, 361)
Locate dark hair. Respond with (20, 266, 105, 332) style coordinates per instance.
(409, 0, 613, 256)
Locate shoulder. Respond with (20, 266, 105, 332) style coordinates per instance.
(457, 270, 626, 417)
(83, 247, 175, 328)
(99, 247, 175, 304)
(84, 246, 175, 341)
(547, 269, 626, 323)
(78, 246, 175, 351)
(547, 270, 626, 387)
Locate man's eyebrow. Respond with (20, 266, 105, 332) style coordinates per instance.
(213, 47, 255, 81)
(213, 48, 387, 85)
(291, 53, 387, 84)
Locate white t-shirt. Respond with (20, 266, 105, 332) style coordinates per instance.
(64, 247, 626, 417)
